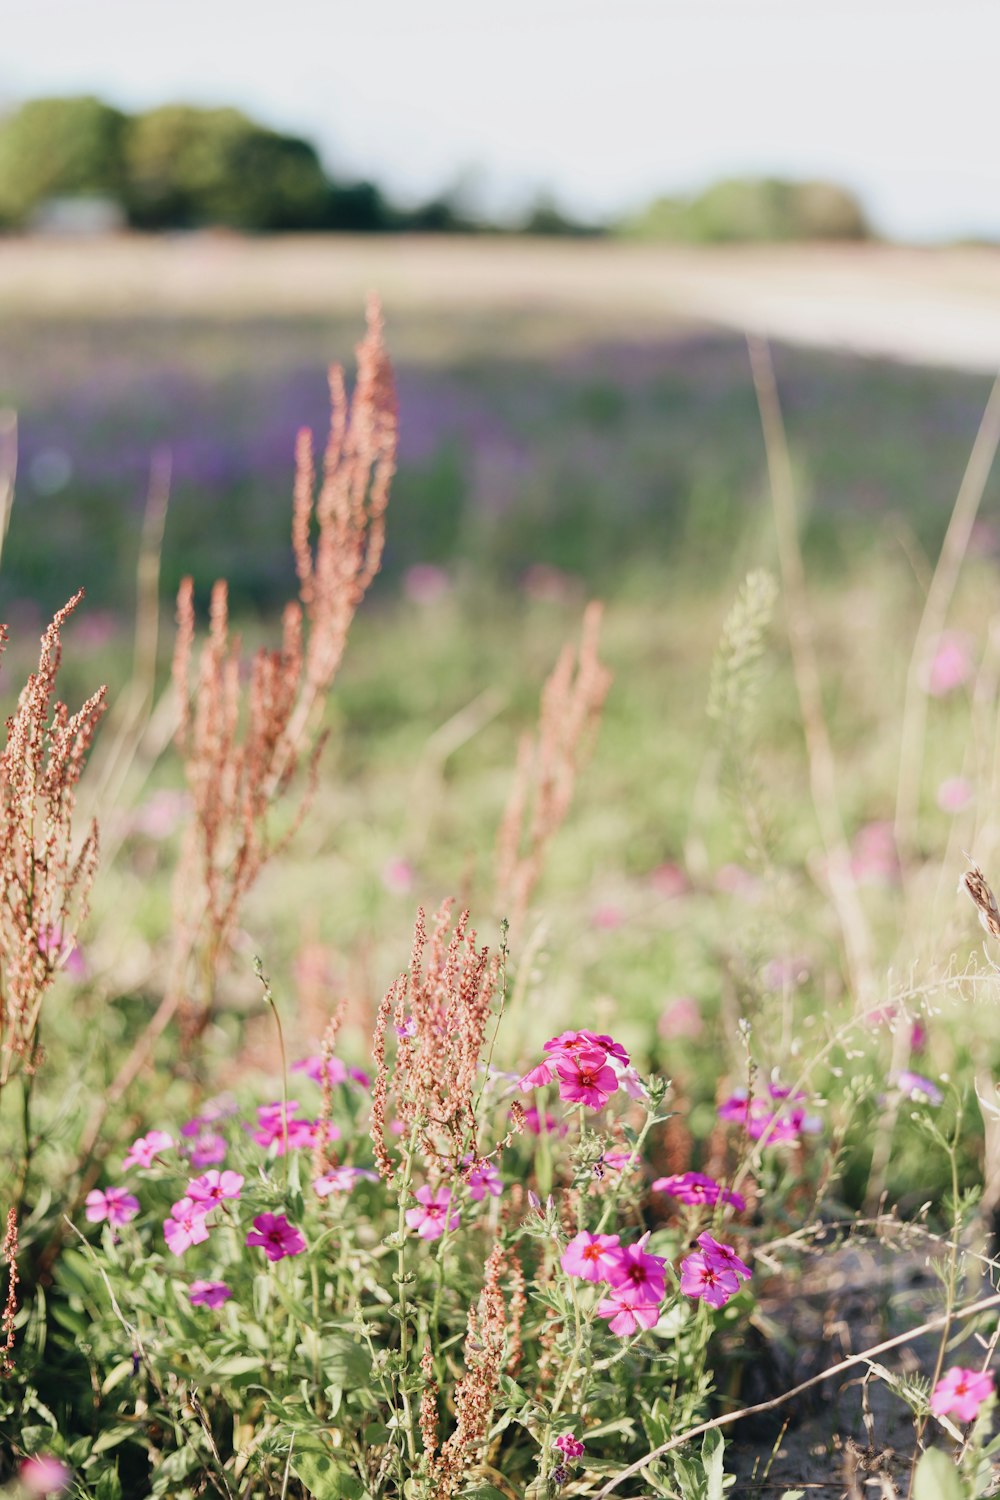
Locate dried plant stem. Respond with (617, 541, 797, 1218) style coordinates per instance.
(595, 1287, 1000, 1497)
(894, 372, 1000, 861)
(0, 410, 16, 573)
(748, 336, 875, 1011)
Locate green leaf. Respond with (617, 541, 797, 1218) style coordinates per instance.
(92, 1426, 138, 1455)
(292, 1452, 370, 1499)
(913, 1448, 966, 1500)
(459, 1488, 509, 1500)
(93, 1469, 124, 1500)
(205, 1353, 265, 1377)
(702, 1427, 726, 1500)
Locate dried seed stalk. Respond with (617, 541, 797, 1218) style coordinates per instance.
(496, 601, 611, 930)
(171, 300, 397, 1037)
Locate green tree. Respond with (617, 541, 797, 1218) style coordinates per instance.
(0, 96, 127, 226)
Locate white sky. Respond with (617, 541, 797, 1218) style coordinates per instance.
(2, 0, 998, 240)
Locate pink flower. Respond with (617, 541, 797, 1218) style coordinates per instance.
(592, 902, 625, 930)
(518, 1059, 555, 1091)
(405, 1186, 459, 1240)
(464, 1158, 503, 1201)
(921, 632, 973, 697)
(395, 1016, 417, 1039)
(293, 1054, 370, 1089)
(606, 1234, 667, 1302)
(697, 1232, 751, 1284)
(186, 1170, 244, 1215)
(131, 787, 189, 839)
(649, 861, 688, 898)
(561, 1231, 621, 1282)
(164, 1197, 211, 1256)
(657, 996, 702, 1040)
(652, 1171, 746, 1212)
(930, 1366, 995, 1423)
(122, 1130, 174, 1170)
(849, 821, 900, 885)
(544, 1030, 630, 1066)
(718, 1086, 820, 1145)
(895, 1071, 943, 1106)
(679, 1251, 739, 1309)
(37, 925, 86, 979)
(185, 1129, 227, 1168)
(85, 1187, 139, 1226)
(601, 1149, 637, 1173)
(520, 1105, 567, 1136)
(937, 776, 974, 814)
(554, 1433, 586, 1458)
(313, 1166, 379, 1197)
(554, 1050, 619, 1110)
(382, 856, 415, 893)
(188, 1280, 232, 1308)
(245, 1212, 307, 1261)
(19, 1456, 72, 1496)
(596, 1290, 661, 1336)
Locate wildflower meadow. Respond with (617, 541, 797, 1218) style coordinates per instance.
(4, 278, 1000, 1500)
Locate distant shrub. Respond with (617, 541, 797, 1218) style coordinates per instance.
(624, 176, 871, 243)
(0, 96, 128, 227)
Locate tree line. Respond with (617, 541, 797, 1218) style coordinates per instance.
(0, 94, 870, 240)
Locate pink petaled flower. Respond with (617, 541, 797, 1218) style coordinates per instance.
(596, 1290, 661, 1336)
(292, 1054, 371, 1090)
(658, 995, 702, 1040)
(921, 632, 973, 697)
(520, 1105, 567, 1136)
(313, 1166, 379, 1197)
(850, 821, 900, 886)
(561, 1231, 621, 1282)
(405, 1185, 459, 1240)
(651, 1171, 746, 1212)
(718, 1086, 820, 1146)
(592, 902, 625, 930)
(188, 1279, 232, 1308)
(606, 1233, 667, 1302)
(37, 925, 86, 979)
(937, 776, 974, 814)
(544, 1030, 630, 1066)
(518, 1059, 554, 1091)
(555, 1049, 619, 1110)
(186, 1170, 244, 1215)
(250, 1101, 335, 1153)
(122, 1129, 174, 1170)
(679, 1250, 739, 1309)
(164, 1197, 211, 1256)
(463, 1158, 503, 1201)
(553, 1432, 586, 1459)
(245, 1212, 307, 1261)
(19, 1456, 72, 1496)
(185, 1129, 227, 1168)
(895, 1070, 943, 1106)
(381, 855, 415, 893)
(697, 1232, 751, 1284)
(601, 1149, 637, 1173)
(930, 1366, 995, 1423)
(649, 861, 688, 898)
(395, 1015, 417, 1040)
(285, 1117, 340, 1153)
(85, 1186, 139, 1226)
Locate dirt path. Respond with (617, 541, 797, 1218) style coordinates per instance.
(3, 236, 1000, 373)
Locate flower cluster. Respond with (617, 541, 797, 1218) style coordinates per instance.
(562, 1229, 668, 1334)
(164, 1170, 244, 1255)
(519, 1029, 642, 1110)
(679, 1233, 752, 1310)
(717, 1083, 820, 1145)
(652, 1171, 746, 1212)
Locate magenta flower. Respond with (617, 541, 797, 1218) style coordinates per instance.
(921, 632, 973, 697)
(930, 1366, 995, 1423)
(554, 1050, 619, 1109)
(544, 1029, 630, 1066)
(186, 1170, 244, 1215)
(245, 1212, 307, 1261)
(394, 1015, 417, 1039)
(188, 1279, 232, 1308)
(164, 1197, 211, 1256)
(651, 1171, 746, 1212)
(718, 1086, 820, 1145)
(464, 1158, 503, 1201)
(554, 1433, 586, 1458)
(518, 1059, 555, 1091)
(679, 1251, 739, 1309)
(405, 1186, 459, 1240)
(606, 1234, 667, 1302)
(596, 1290, 661, 1336)
(185, 1129, 227, 1168)
(37, 925, 86, 979)
(697, 1232, 751, 1284)
(292, 1054, 370, 1089)
(85, 1186, 139, 1226)
(19, 1456, 72, 1496)
(561, 1231, 621, 1282)
(122, 1129, 174, 1170)
(895, 1071, 943, 1106)
(520, 1105, 567, 1136)
(381, 854, 415, 892)
(250, 1100, 300, 1150)
(313, 1166, 379, 1197)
